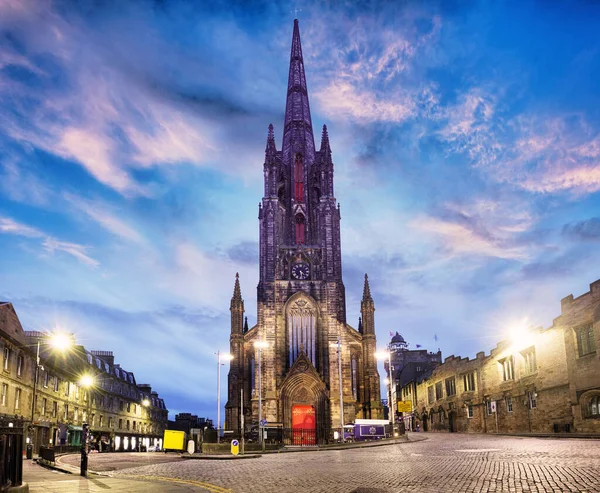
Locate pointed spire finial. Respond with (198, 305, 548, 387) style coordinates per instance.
(362, 273, 373, 302)
(243, 316, 249, 333)
(358, 316, 363, 334)
(320, 124, 331, 154)
(232, 272, 242, 302)
(282, 17, 315, 165)
(265, 123, 277, 156)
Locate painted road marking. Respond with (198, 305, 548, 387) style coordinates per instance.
(127, 474, 232, 493)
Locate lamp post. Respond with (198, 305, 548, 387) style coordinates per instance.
(29, 331, 73, 456)
(376, 350, 394, 430)
(215, 351, 233, 444)
(329, 338, 344, 439)
(253, 340, 268, 450)
(79, 374, 95, 477)
(141, 398, 150, 451)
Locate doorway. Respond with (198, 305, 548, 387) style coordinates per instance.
(291, 405, 316, 445)
(449, 411, 457, 432)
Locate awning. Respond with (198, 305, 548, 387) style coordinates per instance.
(68, 425, 83, 431)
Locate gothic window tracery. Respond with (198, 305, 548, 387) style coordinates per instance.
(295, 213, 305, 244)
(351, 356, 358, 400)
(287, 297, 316, 367)
(294, 154, 304, 203)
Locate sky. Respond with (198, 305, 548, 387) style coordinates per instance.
(1, 0, 600, 421)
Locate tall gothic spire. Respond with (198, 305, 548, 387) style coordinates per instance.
(362, 273, 373, 303)
(231, 272, 242, 304)
(282, 19, 315, 167)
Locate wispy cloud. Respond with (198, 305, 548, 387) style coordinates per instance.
(64, 194, 146, 245)
(437, 89, 600, 196)
(42, 237, 99, 268)
(410, 199, 532, 261)
(0, 217, 44, 238)
(0, 216, 98, 267)
(309, 11, 441, 123)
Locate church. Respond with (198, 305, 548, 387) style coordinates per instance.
(225, 19, 383, 442)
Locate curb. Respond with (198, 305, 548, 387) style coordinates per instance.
(34, 459, 74, 475)
(186, 436, 422, 458)
(181, 454, 262, 460)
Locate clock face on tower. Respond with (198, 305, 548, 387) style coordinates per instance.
(291, 262, 310, 280)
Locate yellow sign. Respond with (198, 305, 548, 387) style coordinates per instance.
(231, 439, 239, 456)
(397, 400, 412, 413)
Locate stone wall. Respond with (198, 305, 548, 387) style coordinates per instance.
(406, 279, 600, 435)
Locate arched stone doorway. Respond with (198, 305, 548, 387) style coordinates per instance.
(280, 352, 328, 445)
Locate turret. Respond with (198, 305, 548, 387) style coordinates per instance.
(263, 124, 278, 198)
(230, 272, 244, 334)
(226, 273, 245, 431)
(360, 273, 381, 418)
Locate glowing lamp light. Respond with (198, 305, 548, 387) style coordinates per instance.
(508, 318, 535, 350)
(142, 399, 150, 407)
(48, 331, 73, 352)
(375, 351, 390, 360)
(221, 353, 234, 361)
(79, 374, 95, 388)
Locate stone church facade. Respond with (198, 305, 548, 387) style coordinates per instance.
(225, 20, 383, 439)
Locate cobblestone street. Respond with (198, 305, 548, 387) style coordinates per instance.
(106, 434, 600, 493)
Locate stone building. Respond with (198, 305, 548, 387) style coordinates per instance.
(402, 279, 600, 434)
(169, 413, 213, 434)
(0, 301, 169, 452)
(225, 20, 383, 440)
(381, 333, 441, 420)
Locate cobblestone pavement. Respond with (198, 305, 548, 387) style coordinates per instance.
(23, 459, 222, 493)
(108, 434, 600, 493)
(57, 451, 182, 471)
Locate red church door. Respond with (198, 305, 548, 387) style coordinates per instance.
(291, 405, 316, 445)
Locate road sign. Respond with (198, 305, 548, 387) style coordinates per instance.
(231, 439, 239, 455)
(260, 419, 267, 426)
(397, 400, 412, 413)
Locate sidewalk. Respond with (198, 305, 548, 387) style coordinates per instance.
(23, 460, 227, 493)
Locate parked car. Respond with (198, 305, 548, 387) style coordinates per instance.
(147, 444, 161, 452)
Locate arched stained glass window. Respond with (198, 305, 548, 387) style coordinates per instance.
(294, 154, 304, 203)
(287, 297, 316, 367)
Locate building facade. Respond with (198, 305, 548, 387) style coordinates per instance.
(0, 302, 169, 452)
(400, 279, 600, 434)
(225, 20, 383, 440)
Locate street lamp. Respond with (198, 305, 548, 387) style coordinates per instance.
(375, 350, 394, 430)
(29, 331, 74, 456)
(79, 373, 95, 477)
(215, 351, 233, 444)
(329, 338, 344, 439)
(253, 340, 268, 449)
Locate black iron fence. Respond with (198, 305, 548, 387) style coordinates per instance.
(208, 427, 338, 447)
(50, 445, 81, 455)
(39, 446, 56, 463)
(0, 416, 24, 489)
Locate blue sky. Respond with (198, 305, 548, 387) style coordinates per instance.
(1, 0, 600, 420)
